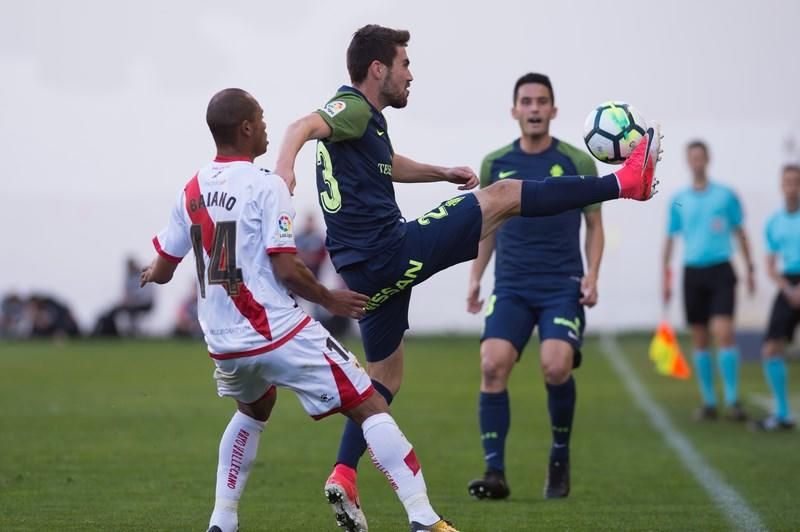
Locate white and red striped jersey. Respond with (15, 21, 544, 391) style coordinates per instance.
(153, 156, 310, 358)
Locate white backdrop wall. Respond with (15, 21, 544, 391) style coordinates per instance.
(2, 0, 799, 334)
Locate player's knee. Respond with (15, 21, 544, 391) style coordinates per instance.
(480, 355, 513, 388)
(237, 387, 276, 422)
(345, 392, 389, 425)
(487, 179, 520, 208)
(762, 340, 782, 359)
(541, 358, 571, 385)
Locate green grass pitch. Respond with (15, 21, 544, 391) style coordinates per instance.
(1, 335, 798, 531)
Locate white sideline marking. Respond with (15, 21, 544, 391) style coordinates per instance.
(600, 335, 768, 532)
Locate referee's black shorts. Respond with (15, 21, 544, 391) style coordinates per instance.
(765, 274, 800, 342)
(683, 262, 736, 326)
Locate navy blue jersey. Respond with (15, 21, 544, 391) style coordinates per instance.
(480, 138, 599, 288)
(314, 86, 404, 270)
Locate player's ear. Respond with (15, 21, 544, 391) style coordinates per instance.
(510, 105, 520, 121)
(369, 60, 386, 80)
(551, 105, 558, 120)
(240, 119, 252, 138)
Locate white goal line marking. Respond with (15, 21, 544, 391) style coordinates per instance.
(600, 335, 768, 532)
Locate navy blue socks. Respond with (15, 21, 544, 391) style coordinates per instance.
(479, 390, 510, 472)
(547, 376, 576, 463)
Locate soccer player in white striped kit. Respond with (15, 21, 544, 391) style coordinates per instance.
(141, 88, 457, 532)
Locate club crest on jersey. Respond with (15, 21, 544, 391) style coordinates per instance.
(277, 213, 293, 238)
(321, 100, 346, 118)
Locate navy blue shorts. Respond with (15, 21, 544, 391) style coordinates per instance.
(339, 194, 483, 362)
(481, 277, 586, 367)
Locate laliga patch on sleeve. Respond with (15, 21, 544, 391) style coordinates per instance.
(277, 212, 294, 239)
(321, 100, 346, 118)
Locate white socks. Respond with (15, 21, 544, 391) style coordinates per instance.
(209, 411, 266, 532)
(363, 413, 439, 525)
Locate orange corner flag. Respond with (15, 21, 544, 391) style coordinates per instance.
(648, 320, 691, 379)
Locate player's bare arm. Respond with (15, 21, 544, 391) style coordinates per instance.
(580, 208, 604, 307)
(275, 113, 333, 193)
(466, 232, 496, 314)
(662, 236, 675, 304)
(391, 153, 479, 190)
(270, 252, 368, 319)
(734, 227, 756, 295)
(140, 256, 178, 287)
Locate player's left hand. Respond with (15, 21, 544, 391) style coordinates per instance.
(747, 271, 756, 296)
(444, 166, 479, 190)
(579, 275, 598, 307)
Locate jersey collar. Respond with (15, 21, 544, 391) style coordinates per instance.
(214, 155, 253, 163)
(340, 85, 384, 119)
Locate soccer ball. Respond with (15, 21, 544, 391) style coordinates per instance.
(583, 102, 647, 164)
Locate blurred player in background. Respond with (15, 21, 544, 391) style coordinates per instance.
(662, 140, 755, 421)
(276, 24, 661, 531)
(465, 73, 602, 500)
(752, 164, 800, 431)
(141, 88, 458, 532)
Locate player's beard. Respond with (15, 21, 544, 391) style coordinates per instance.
(380, 78, 408, 109)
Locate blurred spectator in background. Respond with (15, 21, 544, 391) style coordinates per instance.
(1, 293, 30, 338)
(294, 213, 353, 337)
(173, 283, 202, 338)
(28, 294, 81, 338)
(662, 140, 755, 422)
(94, 257, 155, 337)
(295, 214, 327, 277)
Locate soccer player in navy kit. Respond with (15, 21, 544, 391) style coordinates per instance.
(276, 25, 662, 532)
(663, 141, 755, 422)
(465, 73, 602, 500)
(752, 165, 800, 431)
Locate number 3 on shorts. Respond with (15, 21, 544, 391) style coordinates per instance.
(317, 143, 341, 213)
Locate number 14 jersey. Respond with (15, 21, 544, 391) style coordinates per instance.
(153, 157, 309, 358)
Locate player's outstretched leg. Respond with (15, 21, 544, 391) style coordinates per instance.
(208, 409, 268, 532)
(475, 126, 663, 237)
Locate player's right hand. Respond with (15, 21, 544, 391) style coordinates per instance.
(325, 289, 370, 320)
(466, 279, 483, 314)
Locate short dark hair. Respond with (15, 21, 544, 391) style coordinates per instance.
(784, 163, 800, 175)
(687, 140, 709, 157)
(206, 88, 258, 147)
(347, 25, 410, 83)
(513, 73, 554, 104)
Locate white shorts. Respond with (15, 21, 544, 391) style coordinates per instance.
(213, 320, 374, 419)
